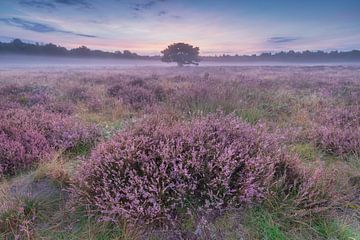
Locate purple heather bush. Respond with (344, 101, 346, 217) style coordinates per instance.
(65, 86, 90, 103)
(313, 106, 360, 156)
(107, 78, 166, 110)
(0, 107, 101, 177)
(73, 113, 336, 223)
(45, 101, 75, 115)
(0, 83, 78, 116)
(0, 84, 52, 108)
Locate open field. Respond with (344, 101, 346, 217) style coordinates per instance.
(0, 66, 359, 239)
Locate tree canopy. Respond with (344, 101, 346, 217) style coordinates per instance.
(161, 43, 200, 66)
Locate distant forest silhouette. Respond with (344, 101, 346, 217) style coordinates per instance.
(0, 39, 146, 59)
(1, 39, 360, 62)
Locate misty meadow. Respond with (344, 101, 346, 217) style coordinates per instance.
(0, 65, 359, 239)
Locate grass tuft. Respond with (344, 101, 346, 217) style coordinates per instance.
(290, 143, 317, 162)
(245, 206, 288, 240)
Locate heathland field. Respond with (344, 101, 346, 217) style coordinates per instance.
(0, 66, 359, 239)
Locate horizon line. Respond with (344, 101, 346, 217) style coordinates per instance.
(1, 38, 360, 58)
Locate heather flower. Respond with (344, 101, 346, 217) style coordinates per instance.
(107, 78, 166, 110)
(65, 87, 90, 103)
(0, 107, 101, 177)
(72, 113, 329, 223)
(313, 106, 360, 156)
(0, 84, 52, 107)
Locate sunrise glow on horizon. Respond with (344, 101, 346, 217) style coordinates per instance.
(0, 0, 360, 55)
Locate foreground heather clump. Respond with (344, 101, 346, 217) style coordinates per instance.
(73, 113, 336, 224)
(0, 107, 100, 177)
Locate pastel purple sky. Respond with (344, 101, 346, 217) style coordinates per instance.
(0, 0, 359, 55)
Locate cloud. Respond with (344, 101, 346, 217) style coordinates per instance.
(133, 1, 156, 11)
(0, 17, 56, 32)
(19, 0, 56, 9)
(54, 0, 91, 8)
(268, 36, 299, 43)
(132, 0, 166, 11)
(0, 17, 97, 38)
(19, 0, 91, 9)
(158, 10, 166, 16)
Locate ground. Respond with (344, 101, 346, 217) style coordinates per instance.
(0, 65, 359, 239)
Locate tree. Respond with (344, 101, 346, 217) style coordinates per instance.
(161, 43, 200, 66)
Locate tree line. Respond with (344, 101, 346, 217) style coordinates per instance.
(0, 39, 147, 59)
(1, 39, 360, 62)
(203, 50, 360, 62)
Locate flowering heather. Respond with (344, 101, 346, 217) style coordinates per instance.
(0, 84, 52, 108)
(45, 101, 75, 115)
(73, 113, 335, 223)
(0, 67, 356, 238)
(107, 78, 166, 110)
(0, 107, 100, 177)
(65, 86, 90, 103)
(313, 106, 360, 156)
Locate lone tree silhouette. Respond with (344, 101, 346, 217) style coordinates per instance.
(161, 43, 200, 66)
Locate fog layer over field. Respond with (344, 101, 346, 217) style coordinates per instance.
(1, 54, 360, 68)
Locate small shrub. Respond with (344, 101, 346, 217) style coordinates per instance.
(313, 107, 360, 157)
(0, 84, 52, 107)
(0, 129, 50, 177)
(107, 78, 166, 110)
(0, 108, 101, 177)
(72, 113, 337, 224)
(65, 87, 90, 103)
(46, 100, 75, 115)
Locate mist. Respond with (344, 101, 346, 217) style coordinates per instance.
(2, 54, 360, 69)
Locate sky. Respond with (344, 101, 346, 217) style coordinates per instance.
(0, 0, 359, 55)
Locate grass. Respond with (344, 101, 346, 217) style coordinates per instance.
(33, 153, 72, 187)
(1, 158, 143, 239)
(347, 154, 360, 171)
(102, 119, 128, 139)
(65, 142, 94, 158)
(237, 107, 264, 124)
(0, 178, 64, 239)
(290, 143, 317, 162)
(244, 204, 360, 240)
(245, 206, 288, 240)
(1, 66, 359, 239)
(37, 209, 125, 240)
(312, 218, 360, 240)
